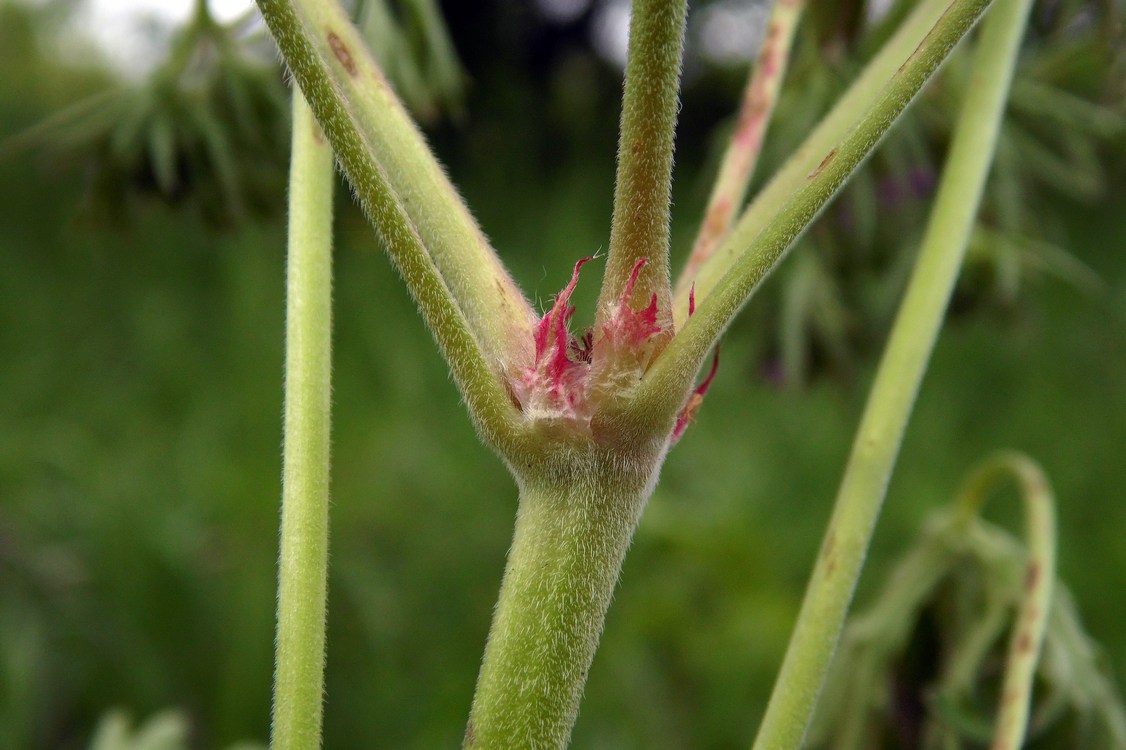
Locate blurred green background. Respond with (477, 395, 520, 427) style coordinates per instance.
(1, 0, 1124, 747)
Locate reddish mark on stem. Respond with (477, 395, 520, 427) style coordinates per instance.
(327, 31, 358, 77)
(1025, 562, 1041, 591)
(761, 47, 778, 78)
(810, 147, 838, 180)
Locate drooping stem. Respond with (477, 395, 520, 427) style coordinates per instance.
(675, 0, 805, 323)
(750, 0, 1032, 746)
(272, 93, 335, 750)
(597, 0, 688, 335)
(951, 453, 1056, 750)
(465, 449, 658, 750)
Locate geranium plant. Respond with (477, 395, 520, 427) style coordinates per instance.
(255, 0, 1053, 747)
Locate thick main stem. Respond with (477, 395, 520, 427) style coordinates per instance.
(272, 94, 335, 750)
(750, 0, 1031, 746)
(465, 450, 656, 750)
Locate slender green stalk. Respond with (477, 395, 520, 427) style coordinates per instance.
(750, 0, 1032, 746)
(596, 0, 687, 335)
(256, 0, 529, 454)
(674, 0, 805, 322)
(635, 0, 994, 431)
(272, 93, 335, 750)
(952, 453, 1056, 750)
(465, 448, 658, 750)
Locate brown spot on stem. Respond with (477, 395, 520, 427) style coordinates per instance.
(897, 7, 948, 74)
(327, 31, 358, 77)
(463, 721, 476, 747)
(1025, 562, 1041, 591)
(810, 148, 838, 180)
(1016, 632, 1032, 654)
(821, 530, 837, 577)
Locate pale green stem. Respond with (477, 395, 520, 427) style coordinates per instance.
(674, 0, 805, 321)
(596, 0, 687, 336)
(465, 448, 659, 750)
(674, 0, 956, 319)
(271, 93, 335, 750)
(634, 0, 994, 433)
(256, 0, 529, 455)
(750, 0, 1031, 746)
(951, 453, 1056, 750)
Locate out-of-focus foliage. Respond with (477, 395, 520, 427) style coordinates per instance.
(88, 710, 262, 750)
(2, 2, 290, 226)
(2, 0, 465, 227)
(1, 0, 1125, 748)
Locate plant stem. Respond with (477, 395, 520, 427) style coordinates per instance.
(465, 449, 657, 750)
(674, 0, 955, 317)
(597, 0, 687, 334)
(675, 0, 805, 323)
(750, 0, 1031, 746)
(952, 453, 1056, 750)
(271, 93, 335, 750)
(256, 0, 529, 453)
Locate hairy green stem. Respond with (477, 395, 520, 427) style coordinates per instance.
(675, 0, 955, 316)
(272, 93, 335, 750)
(636, 0, 994, 431)
(750, 0, 1030, 746)
(952, 453, 1056, 750)
(597, 0, 687, 335)
(465, 449, 658, 750)
(256, 0, 529, 454)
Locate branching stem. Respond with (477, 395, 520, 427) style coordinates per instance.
(635, 0, 995, 433)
